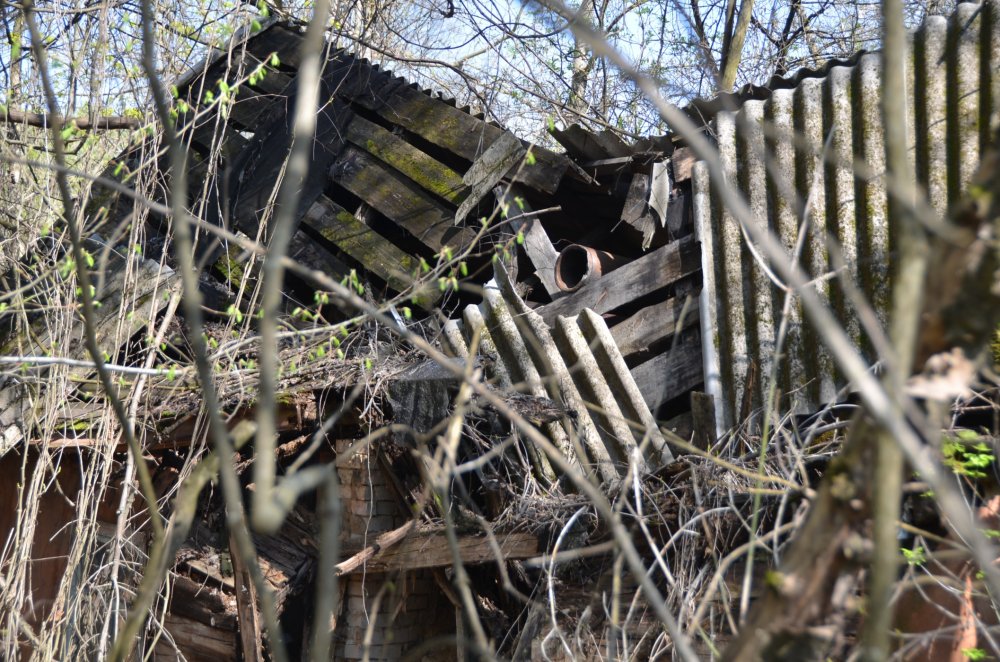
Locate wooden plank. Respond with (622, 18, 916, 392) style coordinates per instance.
(620, 172, 657, 248)
(536, 236, 701, 324)
(357, 530, 539, 573)
(169, 575, 238, 630)
(160, 614, 239, 661)
(344, 75, 567, 194)
(329, 146, 477, 252)
(302, 195, 439, 306)
(610, 296, 700, 360)
(629, 331, 704, 412)
(288, 228, 350, 283)
(455, 132, 525, 224)
(494, 185, 560, 296)
(690, 391, 718, 450)
(345, 115, 468, 205)
(235, 48, 297, 96)
(672, 147, 696, 182)
(230, 531, 264, 662)
(228, 87, 285, 131)
(229, 95, 354, 237)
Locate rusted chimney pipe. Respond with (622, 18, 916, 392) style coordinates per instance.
(554, 245, 629, 292)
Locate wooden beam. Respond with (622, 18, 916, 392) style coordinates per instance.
(536, 236, 701, 324)
(329, 146, 477, 252)
(335, 522, 416, 575)
(336, 71, 565, 194)
(229, 531, 264, 662)
(610, 296, 700, 360)
(494, 185, 561, 296)
(620, 172, 657, 248)
(455, 132, 524, 224)
(343, 528, 539, 574)
(629, 331, 704, 412)
(161, 614, 239, 661)
(229, 94, 354, 238)
(302, 195, 439, 306)
(345, 115, 468, 206)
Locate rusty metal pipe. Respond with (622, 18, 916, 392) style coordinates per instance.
(554, 245, 629, 292)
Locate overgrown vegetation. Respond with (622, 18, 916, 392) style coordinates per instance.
(2, 0, 1000, 660)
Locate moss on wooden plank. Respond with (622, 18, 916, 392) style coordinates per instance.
(302, 196, 439, 307)
(346, 115, 467, 205)
(330, 146, 476, 252)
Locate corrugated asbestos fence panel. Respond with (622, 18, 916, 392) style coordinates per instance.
(696, 0, 1000, 432)
(442, 282, 673, 487)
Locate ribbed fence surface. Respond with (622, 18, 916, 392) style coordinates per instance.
(696, 0, 1000, 432)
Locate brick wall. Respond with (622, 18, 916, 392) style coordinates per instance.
(334, 440, 449, 661)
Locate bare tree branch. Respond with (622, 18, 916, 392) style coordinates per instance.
(0, 108, 141, 131)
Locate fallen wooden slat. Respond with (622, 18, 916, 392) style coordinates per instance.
(629, 331, 704, 412)
(536, 236, 701, 324)
(336, 522, 416, 575)
(345, 115, 468, 206)
(329, 146, 477, 252)
(345, 528, 539, 573)
(302, 195, 439, 306)
(494, 185, 560, 296)
(620, 172, 657, 248)
(455, 132, 525, 224)
(610, 296, 700, 360)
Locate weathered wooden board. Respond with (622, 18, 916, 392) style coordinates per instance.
(455, 132, 525, 224)
(160, 614, 239, 661)
(227, 87, 286, 131)
(610, 295, 700, 360)
(494, 185, 560, 296)
(359, 530, 539, 573)
(620, 172, 657, 247)
(186, 114, 249, 156)
(536, 236, 701, 324)
(230, 530, 264, 662)
(288, 227, 351, 283)
(329, 146, 477, 252)
(302, 195, 439, 306)
(168, 575, 238, 631)
(366, 84, 567, 193)
(345, 115, 467, 205)
(229, 94, 354, 237)
(241, 52, 296, 97)
(629, 331, 704, 412)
